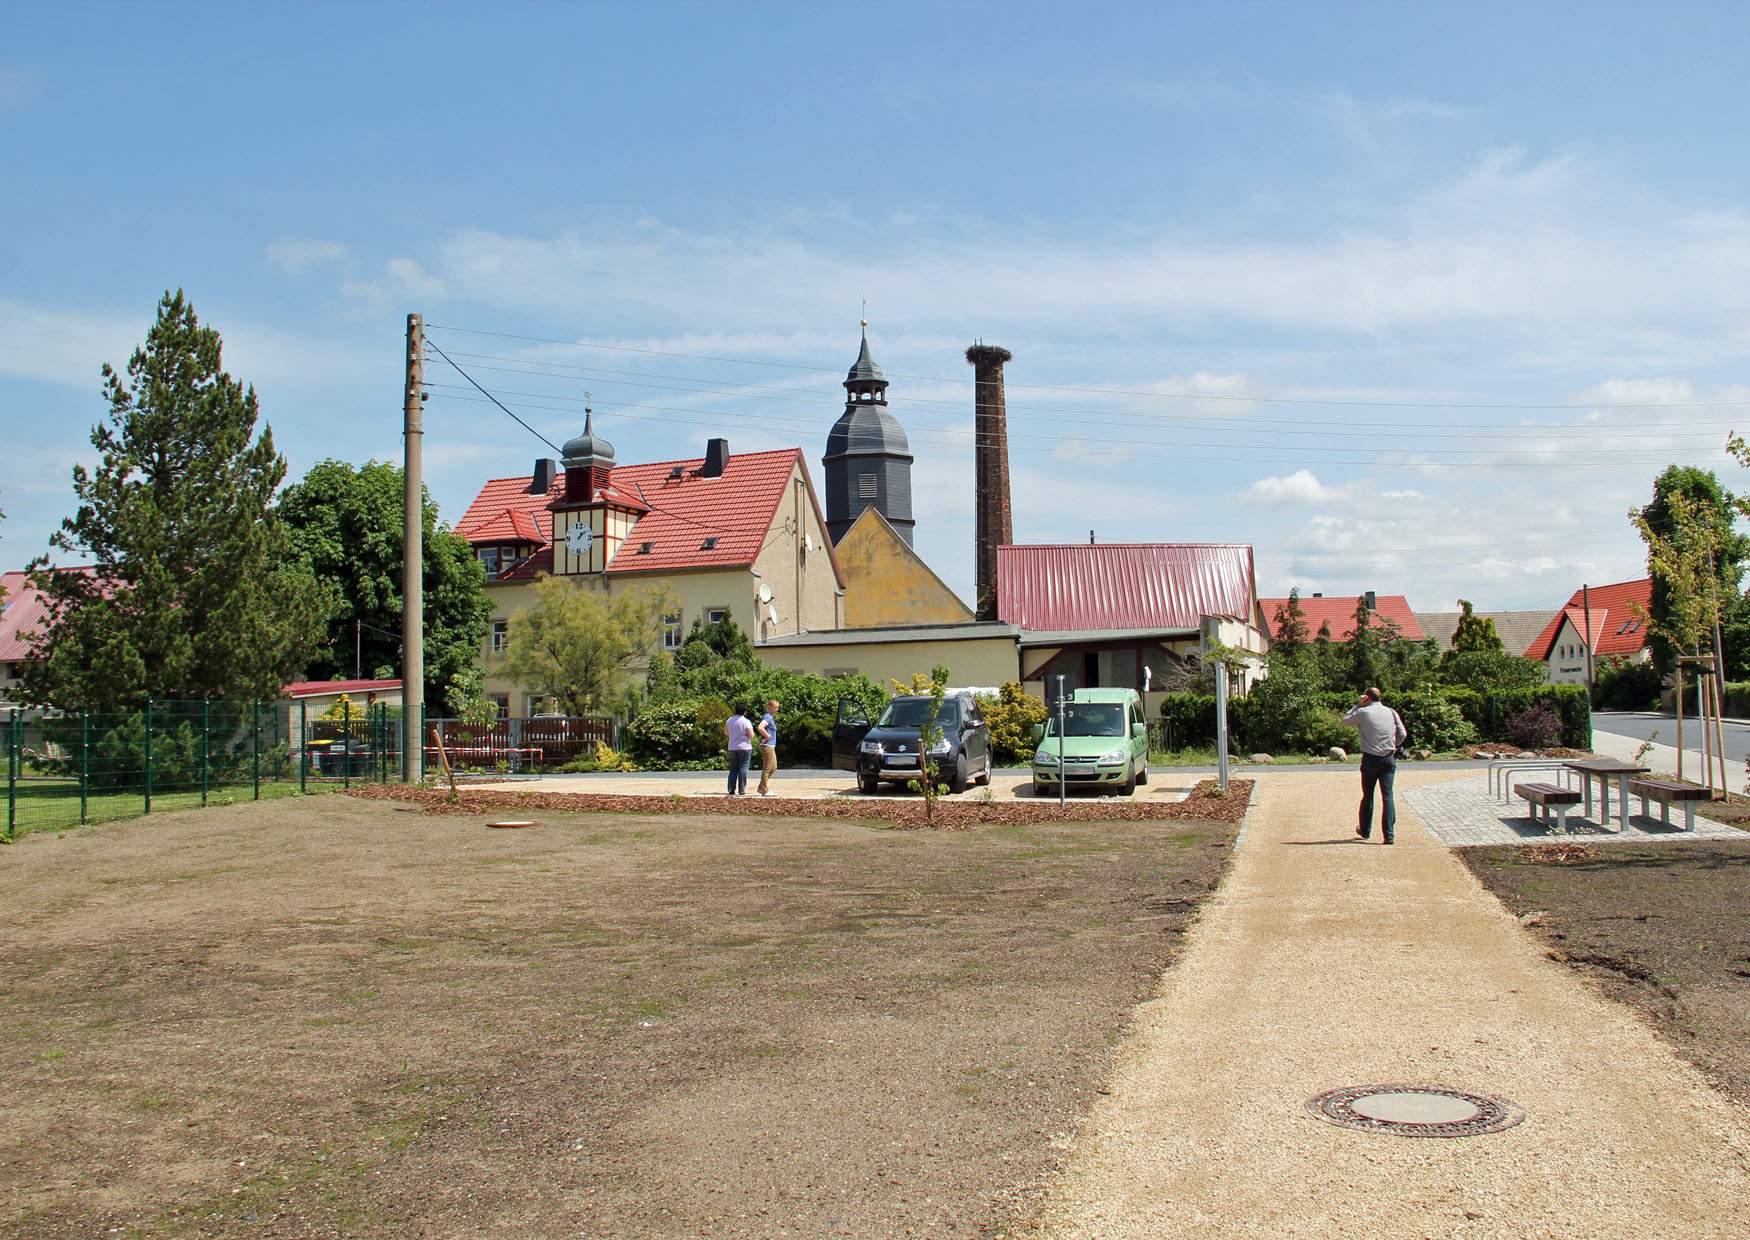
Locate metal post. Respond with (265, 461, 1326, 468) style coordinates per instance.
(79, 711, 89, 825)
(200, 698, 210, 807)
(144, 698, 153, 815)
(1581, 583, 1594, 687)
(1675, 666, 1684, 783)
(252, 701, 261, 801)
(343, 698, 351, 791)
(1215, 661, 1230, 792)
(299, 699, 308, 793)
(1055, 675, 1066, 808)
(402, 312, 425, 782)
(6, 709, 16, 841)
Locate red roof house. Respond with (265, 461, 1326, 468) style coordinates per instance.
(1525, 578, 1653, 661)
(1260, 593, 1425, 642)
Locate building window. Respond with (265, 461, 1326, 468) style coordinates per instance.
(662, 613, 683, 650)
(477, 547, 500, 580)
(490, 620, 509, 654)
(489, 694, 510, 719)
(704, 606, 730, 626)
(858, 473, 878, 499)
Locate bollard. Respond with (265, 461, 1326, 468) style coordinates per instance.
(343, 698, 351, 791)
(299, 699, 308, 793)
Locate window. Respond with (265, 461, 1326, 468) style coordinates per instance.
(490, 620, 509, 654)
(858, 473, 878, 499)
(662, 612, 683, 650)
(637, 541, 653, 555)
(704, 606, 730, 626)
(488, 694, 510, 719)
(700, 536, 718, 551)
(477, 547, 500, 580)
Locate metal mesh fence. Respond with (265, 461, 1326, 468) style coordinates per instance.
(2, 698, 406, 841)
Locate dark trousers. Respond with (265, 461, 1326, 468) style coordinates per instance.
(727, 750, 751, 795)
(1358, 753, 1397, 839)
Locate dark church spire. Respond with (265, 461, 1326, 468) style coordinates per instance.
(823, 319, 914, 546)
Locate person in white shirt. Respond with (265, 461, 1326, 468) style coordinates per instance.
(1342, 687, 1407, 844)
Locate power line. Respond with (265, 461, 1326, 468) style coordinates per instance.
(425, 323, 1750, 410)
(425, 338, 563, 453)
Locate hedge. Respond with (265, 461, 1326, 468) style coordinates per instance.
(1159, 682, 1592, 751)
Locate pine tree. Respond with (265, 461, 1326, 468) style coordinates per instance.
(1450, 599, 1504, 653)
(25, 291, 335, 711)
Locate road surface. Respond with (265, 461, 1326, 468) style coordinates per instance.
(1593, 710, 1750, 765)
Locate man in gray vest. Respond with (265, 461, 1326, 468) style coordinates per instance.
(1343, 687, 1407, 844)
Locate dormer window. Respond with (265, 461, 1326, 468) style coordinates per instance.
(700, 536, 718, 551)
(637, 541, 653, 555)
(478, 547, 501, 580)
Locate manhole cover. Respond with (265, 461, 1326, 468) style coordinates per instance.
(1306, 1084, 1524, 1138)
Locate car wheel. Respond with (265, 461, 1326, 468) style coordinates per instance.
(1119, 761, 1137, 796)
(1031, 780, 1049, 798)
(948, 754, 968, 794)
(1135, 763, 1148, 786)
(858, 772, 879, 795)
(975, 757, 992, 786)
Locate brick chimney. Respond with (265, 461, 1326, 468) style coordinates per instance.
(966, 343, 1013, 621)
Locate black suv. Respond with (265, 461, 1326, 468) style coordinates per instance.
(832, 693, 993, 795)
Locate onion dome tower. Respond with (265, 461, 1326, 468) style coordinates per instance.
(824, 321, 914, 546)
(558, 407, 616, 501)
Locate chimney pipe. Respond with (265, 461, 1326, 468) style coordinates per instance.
(1364, 590, 1377, 610)
(966, 343, 1013, 622)
(530, 458, 558, 495)
(1089, 530, 1095, 544)
(702, 438, 729, 478)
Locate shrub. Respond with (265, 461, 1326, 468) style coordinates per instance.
(1240, 659, 1336, 754)
(1504, 703, 1562, 749)
(621, 699, 719, 765)
(978, 683, 1049, 765)
(1158, 692, 1218, 748)
(1591, 656, 1662, 710)
(1393, 691, 1477, 752)
(1438, 650, 1547, 693)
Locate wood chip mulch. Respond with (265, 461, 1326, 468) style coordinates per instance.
(347, 778, 1254, 829)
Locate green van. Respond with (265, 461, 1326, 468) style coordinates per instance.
(1031, 687, 1150, 796)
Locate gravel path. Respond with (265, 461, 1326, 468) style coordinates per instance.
(1040, 769, 1750, 1238)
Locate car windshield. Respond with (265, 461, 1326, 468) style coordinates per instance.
(1043, 704, 1128, 738)
(876, 698, 958, 729)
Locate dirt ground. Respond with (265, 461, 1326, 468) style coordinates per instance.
(0, 795, 1236, 1238)
(1462, 838, 1750, 1106)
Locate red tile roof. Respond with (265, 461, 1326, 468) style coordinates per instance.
(1526, 578, 1652, 659)
(283, 678, 403, 698)
(0, 568, 98, 662)
(996, 543, 1258, 632)
(1260, 594, 1425, 642)
(454, 449, 841, 581)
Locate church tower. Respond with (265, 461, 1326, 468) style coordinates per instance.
(823, 321, 914, 546)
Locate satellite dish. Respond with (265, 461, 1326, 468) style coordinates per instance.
(757, 583, 773, 604)
(766, 604, 779, 626)
(803, 533, 814, 555)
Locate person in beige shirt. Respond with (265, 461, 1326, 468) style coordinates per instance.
(1342, 687, 1407, 844)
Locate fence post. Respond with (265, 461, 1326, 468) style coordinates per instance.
(6, 709, 16, 842)
(200, 698, 210, 808)
(144, 698, 153, 815)
(342, 698, 351, 791)
(252, 701, 261, 801)
(298, 699, 308, 793)
(80, 711, 90, 826)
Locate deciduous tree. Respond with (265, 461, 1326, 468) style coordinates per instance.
(501, 576, 673, 715)
(26, 291, 334, 711)
(277, 459, 490, 712)
(1640, 465, 1745, 670)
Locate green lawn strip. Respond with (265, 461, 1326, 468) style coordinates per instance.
(6, 781, 334, 839)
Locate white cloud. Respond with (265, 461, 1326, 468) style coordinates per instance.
(264, 239, 350, 273)
(1243, 470, 1355, 505)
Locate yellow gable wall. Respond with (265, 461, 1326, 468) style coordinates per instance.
(759, 635, 1020, 691)
(835, 509, 973, 628)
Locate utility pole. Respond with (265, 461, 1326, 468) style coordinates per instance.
(402, 313, 425, 782)
(1581, 583, 1595, 686)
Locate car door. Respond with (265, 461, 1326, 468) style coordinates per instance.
(964, 701, 990, 770)
(1129, 698, 1148, 765)
(832, 696, 873, 770)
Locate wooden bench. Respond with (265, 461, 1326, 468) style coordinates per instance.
(1515, 782, 1582, 833)
(1627, 779, 1709, 831)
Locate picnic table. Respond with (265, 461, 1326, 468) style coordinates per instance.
(1562, 758, 1649, 833)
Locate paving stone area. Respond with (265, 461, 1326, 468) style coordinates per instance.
(1405, 775, 1745, 847)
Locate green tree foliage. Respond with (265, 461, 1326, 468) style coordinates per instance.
(1342, 601, 1402, 692)
(25, 291, 334, 711)
(1638, 465, 1746, 670)
(278, 459, 490, 712)
(1271, 589, 1310, 657)
(1449, 600, 1505, 654)
(501, 576, 673, 715)
(1243, 655, 1344, 753)
(1438, 649, 1547, 693)
(978, 682, 1049, 765)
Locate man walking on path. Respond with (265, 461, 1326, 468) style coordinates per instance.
(756, 699, 780, 796)
(1343, 687, 1406, 843)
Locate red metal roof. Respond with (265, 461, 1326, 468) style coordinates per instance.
(1260, 594, 1425, 642)
(283, 678, 403, 698)
(454, 449, 841, 581)
(996, 543, 1258, 632)
(1526, 578, 1652, 659)
(0, 568, 98, 662)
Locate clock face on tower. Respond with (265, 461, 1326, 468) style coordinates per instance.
(566, 523, 594, 560)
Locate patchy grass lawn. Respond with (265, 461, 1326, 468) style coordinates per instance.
(1463, 839, 1750, 1105)
(0, 794, 1237, 1238)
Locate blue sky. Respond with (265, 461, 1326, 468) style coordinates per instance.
(6, 2, 1750, 614)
